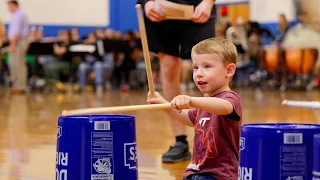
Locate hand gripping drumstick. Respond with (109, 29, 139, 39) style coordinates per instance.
(136, 4, 155, 98)
(62, 103, 172, 116)
(282, 99, 320, 110)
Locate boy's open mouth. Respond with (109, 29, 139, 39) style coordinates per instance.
(197, 81, 208, 86)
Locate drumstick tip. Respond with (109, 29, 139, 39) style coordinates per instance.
(282, 100, 288, 105)
(62, 110, 68, 116)
(136, 4, 142, 9)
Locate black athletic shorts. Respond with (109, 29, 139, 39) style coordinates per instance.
(145, 18, 215, 59)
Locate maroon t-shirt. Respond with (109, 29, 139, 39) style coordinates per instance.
(184, 90, 242, 180)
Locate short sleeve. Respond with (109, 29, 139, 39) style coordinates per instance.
(136, 0, 149, 7)
(188, 109, 198, 125)
(220, 92, 242, 121)
(11, 14, 23, 36)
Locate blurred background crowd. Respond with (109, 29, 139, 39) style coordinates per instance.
(1, 0, 320, 95)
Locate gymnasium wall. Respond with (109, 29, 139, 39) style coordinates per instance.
(0, 0, 298, 37)
(0, 0, 139, 37)
(250, 0, 298, 35)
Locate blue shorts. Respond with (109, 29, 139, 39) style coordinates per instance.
(183, 174, 217, 180)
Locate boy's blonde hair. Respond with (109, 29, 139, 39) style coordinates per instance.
(191, 38, 237, 65)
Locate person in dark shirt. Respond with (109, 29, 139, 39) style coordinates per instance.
(137, 0, 216, 163)
(43, 30, 71, 82)
(147, 38, 242, 180)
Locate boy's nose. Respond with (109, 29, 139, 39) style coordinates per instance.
(196, 68, 204, 76)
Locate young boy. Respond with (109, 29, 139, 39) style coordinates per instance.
(147, 37, 242, 180)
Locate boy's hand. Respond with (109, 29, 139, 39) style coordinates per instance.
(147, 91, 168, 104)
(171, 95, 192, 113)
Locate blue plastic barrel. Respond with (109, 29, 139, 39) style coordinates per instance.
(313, 134, 320, 180)
(55, 115, 138, 180)
(239, 123, 320, 180)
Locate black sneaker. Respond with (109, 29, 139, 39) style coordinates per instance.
(162, 141, 192, 163)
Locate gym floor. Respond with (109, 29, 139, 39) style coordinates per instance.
(0, 88, 319, 180)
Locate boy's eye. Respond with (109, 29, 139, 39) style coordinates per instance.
(204, 64, 211, 68)
(193, 66, 198, 69)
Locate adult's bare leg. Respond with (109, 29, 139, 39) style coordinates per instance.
(159, 52, 191, 163)
(180, 60, 192, 91)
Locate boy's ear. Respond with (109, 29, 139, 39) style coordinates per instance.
(226, 63, 236, 78)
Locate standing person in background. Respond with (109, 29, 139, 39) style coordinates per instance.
(7, 0, 29, 94)
(274, 13, 290, 45)
(0, 18, 6, 48)
(137, 0, 216, 163)
(226, 18, 248, 65)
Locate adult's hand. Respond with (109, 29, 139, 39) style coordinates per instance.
(192, 0, 214, 23)
(144, 1, 166, 22)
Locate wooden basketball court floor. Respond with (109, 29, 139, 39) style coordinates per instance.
(0, 88, 319, 180)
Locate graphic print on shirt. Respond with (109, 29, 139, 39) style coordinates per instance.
(187, 117, 218, 171)
(199, 117, 210, 126)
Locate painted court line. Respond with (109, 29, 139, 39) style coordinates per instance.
(0, 172, 49, 180)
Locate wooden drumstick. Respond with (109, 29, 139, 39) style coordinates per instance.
(62, 103, 172, 116)
(136, 4, 155, 98)
(282, 99, 320, 109)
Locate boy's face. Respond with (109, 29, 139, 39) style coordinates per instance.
(192, 53, 235, 96)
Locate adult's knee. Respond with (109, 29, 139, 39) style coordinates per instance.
(160, 55, 180, 80)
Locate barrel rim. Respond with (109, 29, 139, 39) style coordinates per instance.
(241, 123, 320, 129)
(59, 114, 135, 119)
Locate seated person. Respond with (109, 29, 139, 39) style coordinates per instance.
(77, 32, 103, 95)
(44, 30, 71, 83)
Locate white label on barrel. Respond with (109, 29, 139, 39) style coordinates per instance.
(94, 121, 110, 130)
(124, 142, 137, 169)
(313, 171, 320, 180)
(56, 169, 67, 180)
(56, 152, 68, 180)
(314, 171, 320, 176)
(280, 146, 306, 180)
(240, 137, 245, 151)
(238, 166, 253, 180)
(57, 126, 62, 138)
(284, 133, 303, 144)
(91, 132, 114, 180)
